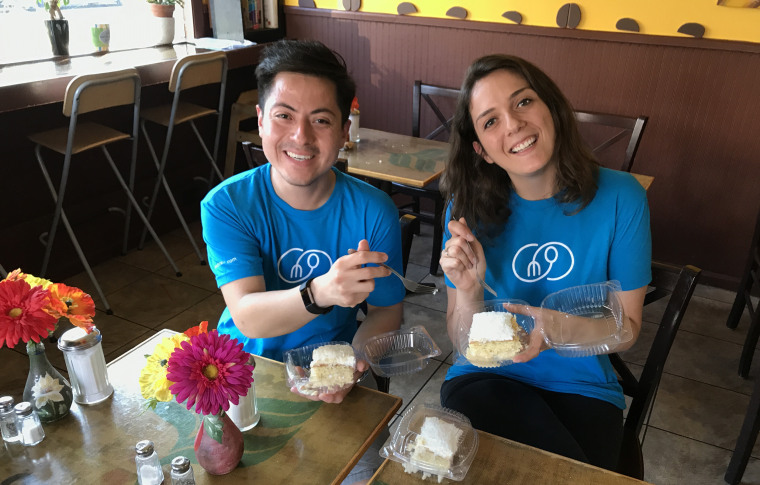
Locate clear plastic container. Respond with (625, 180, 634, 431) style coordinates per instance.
(283, 341, 360, 396)
(540, 281, 630, 357)
(454, 299, 534, 368)
(380, 404, 478, 482)
(362, 326, 442, 377)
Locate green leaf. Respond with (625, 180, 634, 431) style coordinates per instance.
(203, 414, 224, 444)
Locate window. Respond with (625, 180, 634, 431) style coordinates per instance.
(0, 0, 193, 64)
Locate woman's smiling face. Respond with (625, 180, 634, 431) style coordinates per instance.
(469, 69, 557, 181)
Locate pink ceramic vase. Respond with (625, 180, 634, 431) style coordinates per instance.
(194, 412, 244, 475)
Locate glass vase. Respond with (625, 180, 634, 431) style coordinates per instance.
(23, 340, 73, 423)
(193, 411, 243, 475)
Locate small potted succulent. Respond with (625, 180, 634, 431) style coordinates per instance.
(37, 0, 70, 56)
(146, 0, 184, 18)
(146, 0, 184, 45)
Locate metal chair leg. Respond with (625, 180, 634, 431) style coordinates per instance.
(101, 145, 183, 277)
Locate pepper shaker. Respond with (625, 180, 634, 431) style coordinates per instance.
(0, 396, 20, 443)
(170, 456, 195, 485)
(14, 402, 44, 446)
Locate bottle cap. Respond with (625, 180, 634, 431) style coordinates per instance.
(14, 402, 32, 417)
(58, 326, 102, 352)
(171, 456, 190, 473)
(0, 396, 13, 413)
(135, 439, 155, 456)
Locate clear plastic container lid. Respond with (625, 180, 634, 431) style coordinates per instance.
(454, 299, 534, 368)
(283, 341, 360, 396)
(539, 281, 631, 357)
(362, 326, 442, 378)
(380, 404, 478, 482)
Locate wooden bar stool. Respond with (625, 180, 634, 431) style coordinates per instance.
(136, 51, 228, 264)
(28, 68, 182, 314)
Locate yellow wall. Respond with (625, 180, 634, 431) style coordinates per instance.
(284, 0, 760, 44)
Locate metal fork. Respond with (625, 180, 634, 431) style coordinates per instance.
(465, 240, 498, 298)
(379, 262, 439, 295)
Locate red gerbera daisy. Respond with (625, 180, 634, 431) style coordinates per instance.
(167, 330, 253, 416)
(0, 279, 58, 348)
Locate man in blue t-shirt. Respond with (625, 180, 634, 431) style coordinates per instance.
(200, 40, 405, 410)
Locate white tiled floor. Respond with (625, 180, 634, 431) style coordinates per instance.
(4, 220, 760, 484)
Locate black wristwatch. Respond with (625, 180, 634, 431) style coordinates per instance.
(299, 278, 334, 315)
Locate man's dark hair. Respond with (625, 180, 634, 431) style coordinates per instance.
(255, 39, 356, 123)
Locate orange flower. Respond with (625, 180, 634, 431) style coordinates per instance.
(47, 283, 95, 332)
(0, 279, 58, 348)
(351, 96, 360, 113)
(184, 320, 209, 337)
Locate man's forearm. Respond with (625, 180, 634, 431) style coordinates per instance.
(352, 302, 403, 350)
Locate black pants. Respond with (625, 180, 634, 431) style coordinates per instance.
(441, 372, 623, 471)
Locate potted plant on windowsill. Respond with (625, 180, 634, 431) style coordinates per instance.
(147, 0, 184, 18)
(146, 0, 183, 45)
(37, 0, 70, 56)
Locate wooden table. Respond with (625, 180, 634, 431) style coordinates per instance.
(369, 428, 652, 485)
(1, 329, 401, 484)
(338, 128, 448, 188)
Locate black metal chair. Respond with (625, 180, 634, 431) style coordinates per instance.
(726, 206, 760, 378)
(610, 261, 702, 479)
(574, 110, 648, 172)
(390, 81, 460, 276)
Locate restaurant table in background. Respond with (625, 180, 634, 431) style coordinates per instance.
(337, 128, 448, 188)
(369, 429, 653, 485)
(1, 329, 401, 484)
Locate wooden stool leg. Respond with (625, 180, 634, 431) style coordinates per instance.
(224, 103, 245, 178)
(726, 377, 760, 484)
(739, 311, 760, 378)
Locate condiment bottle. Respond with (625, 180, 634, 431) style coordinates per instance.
(170, 456, 195, 485)
(58, 326, 114, 404)
(227, 355, 259, 431)
(135, 440, 164, 485)
(0, 396, 20, 443)
(14, 402, 44, 446)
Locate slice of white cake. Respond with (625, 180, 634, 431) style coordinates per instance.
(403, 416, 463, 482)
(308, 344, 356, 389)
(465, 311, 523, 367)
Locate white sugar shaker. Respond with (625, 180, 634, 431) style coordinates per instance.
(227, 355, 259, 431)
(135, 440, 164, 485)
(170, 456, 195, 485)
(14, 402, 44, 446)
(0, 396, 21, 443)
(58, 326, 113, 405)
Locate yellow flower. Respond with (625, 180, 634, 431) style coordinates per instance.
(139, 333, 190, 402)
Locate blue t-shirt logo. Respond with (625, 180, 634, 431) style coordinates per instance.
(512, 241, 575, 283)
(278, 248, 334, 284)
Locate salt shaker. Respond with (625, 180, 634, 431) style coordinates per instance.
(58, 326, 113, 404)
(14, 402, 44, 446)
(135, 440, 164, 485)
(0, 396, 20, 443)
(227, 355, 259, 431)
(170, 456, 195, 485)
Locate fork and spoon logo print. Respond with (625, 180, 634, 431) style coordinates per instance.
(512, 242, 574, 283)
(278, 248, 333, 284)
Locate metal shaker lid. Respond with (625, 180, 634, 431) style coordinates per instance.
(58, 326, 102, 352)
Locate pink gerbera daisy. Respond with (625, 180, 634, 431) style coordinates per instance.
(167, 330, 253, 416)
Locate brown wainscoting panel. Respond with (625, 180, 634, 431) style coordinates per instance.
(285, 7, 760, 288)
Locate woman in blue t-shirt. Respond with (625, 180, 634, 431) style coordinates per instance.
(438, 54, 651, 471)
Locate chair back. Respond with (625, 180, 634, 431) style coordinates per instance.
(574, 110, 648, 172)
(169, 51, 228, 93)
(610, 261, 701, 478)
(63, 68, 140, 117)
(412, 80, 460, 141)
